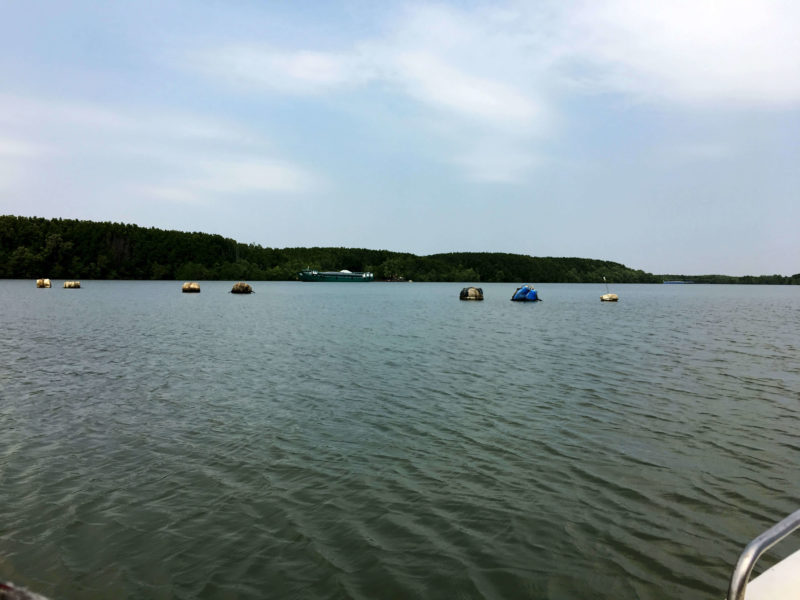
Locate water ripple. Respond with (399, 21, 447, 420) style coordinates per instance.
(1, 281, 799, 599)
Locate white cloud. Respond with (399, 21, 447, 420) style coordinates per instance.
(175, 0, 800, 184)
(393, 51, 542, 128)
(0, 137, 51, 194)
(0, 162, 24, 192)
(183, 18, 550, 183)
(0, 94, 262, 150)
(142, 185, 201, 205)
(184, 4, 551, 130)
(0, 95, 315, 205)
(665, 142, 736, 163)
(559, 0, 800, 106)
(453, 144, 542, 183)
(190, 45, 360, 94)
(140, 158, 316, 204)
(198, 160, 311, 193)
(0, 137, 51, 158)
(187, 1, 800, 109)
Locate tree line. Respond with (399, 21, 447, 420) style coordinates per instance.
(1, 216, 797, 284)
(659, 273, 800, 285)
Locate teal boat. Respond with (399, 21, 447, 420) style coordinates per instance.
(298, 268, 374, 282)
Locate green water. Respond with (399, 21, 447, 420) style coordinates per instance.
(1, 281, 798, 599)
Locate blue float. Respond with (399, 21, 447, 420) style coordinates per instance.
(511, 285, 541, 302)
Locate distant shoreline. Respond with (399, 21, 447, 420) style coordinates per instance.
(2, 215, 798, 284)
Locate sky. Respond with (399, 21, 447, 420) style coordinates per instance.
(1, 0, 798, 275)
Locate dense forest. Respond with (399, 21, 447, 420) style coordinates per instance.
(1, 216, 797, 284)
(658, 273, 800, 284)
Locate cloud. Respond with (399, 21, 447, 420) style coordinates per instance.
(0, 94, 256, 148)
(181, 4, 554, 183)
(452, 144, 542, 183)
(0, 94, 316, 206)
(189, 45, 361, 94)
(197, 160, 311, 193)
(140, 157, 316, 204)
(664, 142, 736, 163)
(182, 4, 554, 122)
(393, 51, 542, 128)
(0, 137, 51, 158)
(175, 0, 800, 183)
(187, 1, 800, 109)
(0, 136, 52, 193)
(558, 0, 800, 106)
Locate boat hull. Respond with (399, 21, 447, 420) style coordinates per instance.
(298, 270, 374, 282)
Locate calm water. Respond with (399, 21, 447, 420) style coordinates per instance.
(1, 281, 799, 599)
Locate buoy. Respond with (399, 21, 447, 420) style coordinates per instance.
(36, 278, 51, 288)
(63, 281, 81, 289)
(182, 282, 201, 293)
(231, 282, 253, 294)
(459, 286, 483, 301)
(600, 277, 618, 302)
(511, 285, 541, 302)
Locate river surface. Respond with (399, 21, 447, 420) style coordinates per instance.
(1, 281, 798, 599)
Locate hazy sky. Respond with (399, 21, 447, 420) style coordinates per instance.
(1, 1, 798, 275)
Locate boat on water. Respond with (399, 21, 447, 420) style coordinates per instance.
(298, 268, 374, 282)
(728, 507, 800, 600)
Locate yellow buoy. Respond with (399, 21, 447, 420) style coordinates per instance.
(182, 282, 201, 293)
(36, 278, 51, 288)
(63, 281, 81, 289)
(601, 276, 618, 302)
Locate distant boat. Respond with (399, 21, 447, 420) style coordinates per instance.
(601, 276, 618, 302)
(298, 268, 374, 282)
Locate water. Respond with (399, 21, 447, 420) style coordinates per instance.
(1, 281, 798, 599)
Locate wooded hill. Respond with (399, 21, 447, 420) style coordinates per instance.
(1, 216, 796, 284)
(658, 273, 800, 285)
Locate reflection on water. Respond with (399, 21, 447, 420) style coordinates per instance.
(1, 281, 799, 599)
